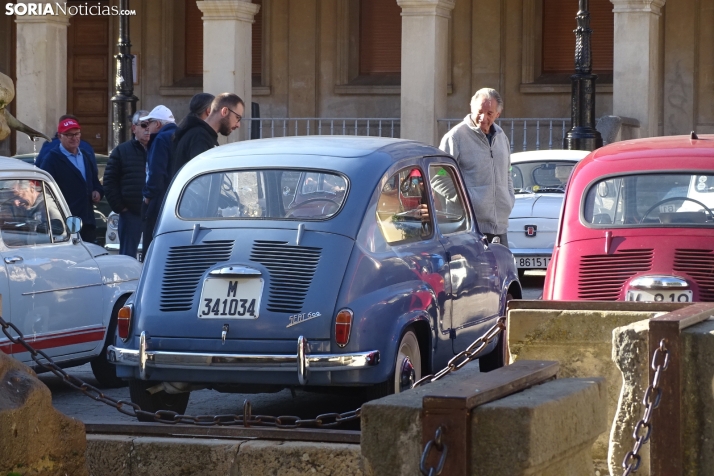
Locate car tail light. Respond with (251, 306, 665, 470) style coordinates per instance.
(117, 304, 133, 341)
(334, 309, 353, 347)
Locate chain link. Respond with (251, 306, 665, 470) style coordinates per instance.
(412, 317, 506, 388)
(621, 338, 669, 476)
(1, 313, 503, 432)
(420, 425, 448, 476)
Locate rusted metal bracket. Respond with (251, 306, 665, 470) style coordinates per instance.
(649, 302, 714, 476)
(421, 360, 559, 475)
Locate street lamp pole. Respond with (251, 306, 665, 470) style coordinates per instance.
(563, 0, 603, 151)
(110, 0, 138, 152)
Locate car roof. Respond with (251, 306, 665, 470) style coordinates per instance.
(510, 149, 590, 163)
(587, 134, 714, 165)
(1, 156, 41, 172)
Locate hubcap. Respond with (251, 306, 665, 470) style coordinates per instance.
(399, 356, 416, 392)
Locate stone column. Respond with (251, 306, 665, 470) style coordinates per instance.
(397, 0, 454, 146)
(197, 0, 260, 143)
(610, 0, 666, 138)
(14, 13, 71, 153)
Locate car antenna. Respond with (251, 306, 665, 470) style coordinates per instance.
(690, 131, 699, 140)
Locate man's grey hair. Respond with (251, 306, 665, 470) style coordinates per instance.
(132, 110, 149, 125)
(470, 88, 503, 113)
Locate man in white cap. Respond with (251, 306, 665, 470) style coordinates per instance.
(140, 105, 176, 260)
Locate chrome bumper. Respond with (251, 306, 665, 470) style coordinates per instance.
(107, 332, 380, 385)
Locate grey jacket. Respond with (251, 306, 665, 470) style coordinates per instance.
(439, 115, 515, 234)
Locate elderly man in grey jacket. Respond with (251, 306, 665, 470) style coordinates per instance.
(439, 88, 515, 246)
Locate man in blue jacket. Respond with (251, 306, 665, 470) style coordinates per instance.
(35, 114, 96, 169)
(141, 105, 177, 261)
(39, 117, 103, 243)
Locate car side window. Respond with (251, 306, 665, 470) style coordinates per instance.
(45, 186, 69, 242)
(375, 167, 433, 245)
(0, 179, 52, 247)
(428, 165, 469, 235)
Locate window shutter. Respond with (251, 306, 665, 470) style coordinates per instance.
(359, 0, 402, 75)
(253, 0, 262, 78)
(542, 0, 613, 74)
(185, 0, 203, 77)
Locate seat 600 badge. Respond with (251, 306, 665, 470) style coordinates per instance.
(287, 312, 322, 328)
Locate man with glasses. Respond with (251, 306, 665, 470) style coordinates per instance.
(170, 92, 244, 178)
(39, 117, 103, 243)
(103, 110, 150, 258)
(141, 105, 177, 260)
(35, 114, 97, 169)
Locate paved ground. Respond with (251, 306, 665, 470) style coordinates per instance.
(42, 272, 545, 427)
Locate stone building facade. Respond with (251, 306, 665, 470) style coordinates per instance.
(0, 0, 712, 155)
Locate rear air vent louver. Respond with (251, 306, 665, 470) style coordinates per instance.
(673, 249, 714, 302)
(577, 249, 654, 300)
(250, 240, 321, 313)
(160, 240, 234, 312)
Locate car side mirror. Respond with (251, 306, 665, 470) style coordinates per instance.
(66, 216, 82, 234)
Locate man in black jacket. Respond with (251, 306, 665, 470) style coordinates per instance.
(103, 110, 149, 257)
(170, 93, 244, 178)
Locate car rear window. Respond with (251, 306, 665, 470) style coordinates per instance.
(512, 160, 575, 193)
(178, 169, 348, 220)
(583, 173, 714, 227)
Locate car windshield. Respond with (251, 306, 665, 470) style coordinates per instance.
(178, 169, 348, 220)
(583, 173, 714, 227)
(512, 160, 575, 194)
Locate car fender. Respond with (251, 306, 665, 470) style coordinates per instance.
(94, 254, 141, 334)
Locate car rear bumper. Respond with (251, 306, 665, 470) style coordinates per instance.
(510, 248, 552, 258)
(107, 333, 380, 385)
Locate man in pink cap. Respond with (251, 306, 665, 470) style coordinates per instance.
(39, 117, 104, 243)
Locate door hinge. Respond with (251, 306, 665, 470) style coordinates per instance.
(445, 251, 451, 262)
(449, 329, 456, 340)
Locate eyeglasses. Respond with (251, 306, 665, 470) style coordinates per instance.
(136, 122, 150, 128)
(61, 132, 81, 139)
(226, 108, 242, 123)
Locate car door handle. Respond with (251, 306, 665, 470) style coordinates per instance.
(4, 256, 23, 264)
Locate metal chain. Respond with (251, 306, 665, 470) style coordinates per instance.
(1, 313, 503, 429)
(621, 338, 670, 476)
(412, 316, 506, 388)
(420, 426, 448, 476)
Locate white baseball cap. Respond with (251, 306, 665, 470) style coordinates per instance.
(140, 105, 175, 123)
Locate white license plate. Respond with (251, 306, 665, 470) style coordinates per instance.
(198, 277, 264, 319)
(625, 290, 693, 303)
(518, 257, 551, 268)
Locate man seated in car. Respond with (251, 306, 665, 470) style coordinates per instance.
(0, 180, 49, 245)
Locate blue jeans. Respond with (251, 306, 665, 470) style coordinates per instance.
(119, 210, 143, 258)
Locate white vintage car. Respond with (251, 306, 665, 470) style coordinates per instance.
(508, 149, 590, 275)
(0, 157, 141, 386)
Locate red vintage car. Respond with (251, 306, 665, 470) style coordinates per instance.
(543, 134, 714, 302)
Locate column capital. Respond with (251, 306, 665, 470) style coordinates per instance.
(609, 0, 666, 15)
(197, 0, 260, 22)
(13, 14, 70, 26)
(397, 0, 455, 19)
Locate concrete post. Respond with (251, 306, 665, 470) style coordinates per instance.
(397, 0, 454, 146)
(14, 13, 71, 153)
(196, 0, 260, 143)
(609, 0, 666, 138)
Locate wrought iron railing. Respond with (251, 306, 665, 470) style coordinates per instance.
(245, 117, 572, 152)
(437, 118, 571, 152)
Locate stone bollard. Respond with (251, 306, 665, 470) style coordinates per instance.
(0, 351, 88, 476)
(361, 361, 607, 476)
(506, 306, 671, 472)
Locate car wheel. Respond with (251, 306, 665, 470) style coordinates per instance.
(479, 293, 513, 373)
(129, 380, 190, 422)
(393, 329, 422, 393)
(90, 295, 129, 388)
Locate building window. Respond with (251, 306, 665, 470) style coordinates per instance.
(541, 0, 613, 74)
(252, 0, 263, 83)
(185, 0, 203, 77)
(358, 0, 401, 76)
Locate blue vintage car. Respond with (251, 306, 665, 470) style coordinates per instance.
(108, 137, 521, 415)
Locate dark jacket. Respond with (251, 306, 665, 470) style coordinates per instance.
(39, 147, 104, 227)
(36, 136, 96, 168)
(143, 122, 178, 201)
(170, 115, 218, 178)
(103, 139, 147, 215)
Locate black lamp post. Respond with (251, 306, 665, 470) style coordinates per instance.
(110, 0, 138, 151)
(563, 0, 603, 151)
